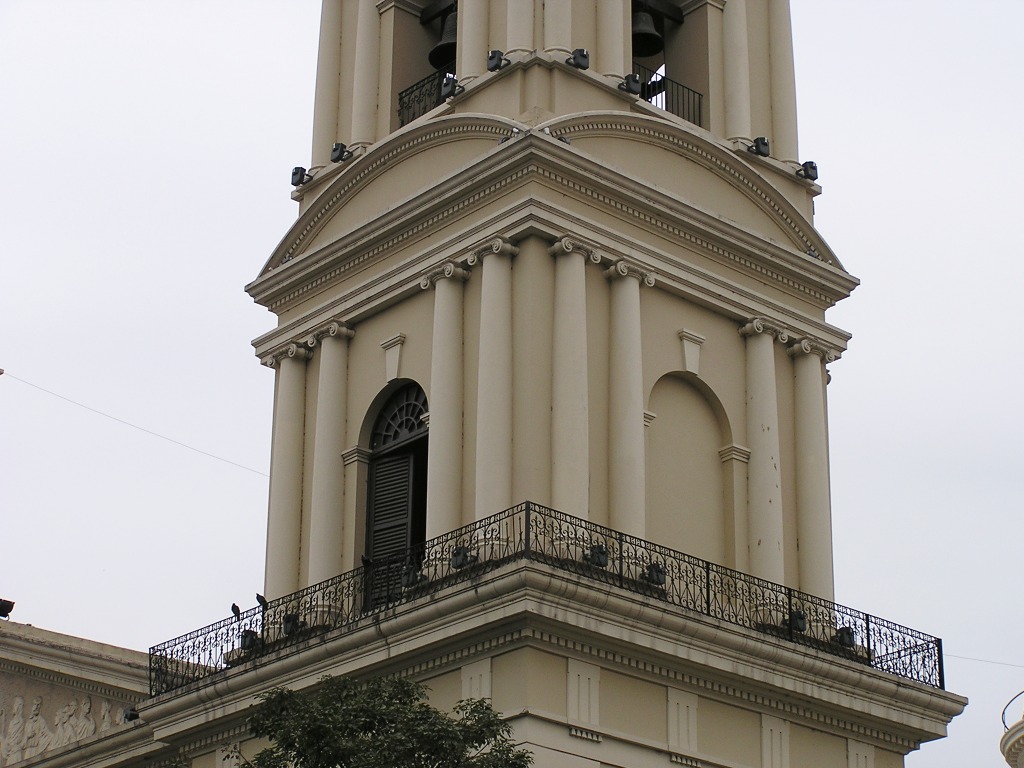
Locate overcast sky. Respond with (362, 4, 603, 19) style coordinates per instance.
(1, 2, 1021, 766)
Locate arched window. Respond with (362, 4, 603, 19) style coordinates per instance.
(366, 384, 429, 568)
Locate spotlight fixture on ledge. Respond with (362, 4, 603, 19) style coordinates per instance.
(487, 50, 511, 72)
(331, 142, 354, 163)
(440, 74, 465, 99)
(619, 73, 641, 95)
(643, 562, 667, 586)
(451, 546, 478, 569)
(291, 166, 312, 187)
(796, 160, 818, 181)
(834, 626, 856, 648)
(748, 136, 770, 157)
(0, 599, 13, 619)
(565, 48, 590, 70)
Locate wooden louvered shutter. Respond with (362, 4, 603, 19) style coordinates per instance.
(368, 453, 414, 559)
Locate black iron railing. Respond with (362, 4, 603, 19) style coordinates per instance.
(398, 64, 455, 127)
(149, 503, 944, 696)
(632, 63, 703, 127)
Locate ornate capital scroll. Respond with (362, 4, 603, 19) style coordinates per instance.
(738, 317, 789, 344)
(786, 337, 838, 363)
(260, 342, 312, 368)
(465, 236, 519, 266)
(548, 235, 602, 264)
(420, 261, 471, 290)
(304, 320, 355, 348)
(603, 259, 656, 287)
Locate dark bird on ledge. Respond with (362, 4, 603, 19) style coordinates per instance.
(231, 602, 241, 620)
(256, 593, 268, 609)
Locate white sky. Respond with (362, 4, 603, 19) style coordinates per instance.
(1, 2, 1021, 766)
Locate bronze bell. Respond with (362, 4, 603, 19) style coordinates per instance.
(429, 11, 458, 70)
(631, 10, 664, 58)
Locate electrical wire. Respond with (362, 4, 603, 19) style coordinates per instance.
(1, 370, 269, 477)
(946, 654, 1024, 670)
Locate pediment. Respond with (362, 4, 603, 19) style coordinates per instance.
(540, 111, 844, 271)
(257, 114, 523, 278)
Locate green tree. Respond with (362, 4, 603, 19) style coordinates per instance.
(246, 676, 532, 768)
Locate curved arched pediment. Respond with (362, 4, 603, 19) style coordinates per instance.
(259, 114, 524, 277)
(537, 112, 843, 270)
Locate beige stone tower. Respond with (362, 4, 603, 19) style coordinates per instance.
(142, 4, 965, 768)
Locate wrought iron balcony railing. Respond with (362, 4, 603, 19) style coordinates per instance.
(632, 62, 703, 127)
(149, 502, 944, 696)
(398, 64, 455, 127)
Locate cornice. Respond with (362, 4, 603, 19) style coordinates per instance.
(140, 561, 962, 755)
(247, 123, 856, 321)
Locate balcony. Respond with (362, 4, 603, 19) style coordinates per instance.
(149, 502, 944, 697)
(397, 64, 455, 127)
(632, 62, 703, 127)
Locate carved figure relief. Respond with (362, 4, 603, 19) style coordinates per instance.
(0, 694, 122, 766)
(23, 697, 52, 759)
(75, 698, 96, 740)
(2, 696, 25, 765)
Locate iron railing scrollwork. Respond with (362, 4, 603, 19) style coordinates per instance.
(398, 63, 456, 127)
(632, 62, 703, 127)
(150, 502, 945, 696)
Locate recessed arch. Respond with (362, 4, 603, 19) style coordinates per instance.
(645, 372, 727, 564)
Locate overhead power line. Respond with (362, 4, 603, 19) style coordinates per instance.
(0, 370, 269, 477)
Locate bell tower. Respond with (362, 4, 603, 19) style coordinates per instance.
(229, 1, 966, 765)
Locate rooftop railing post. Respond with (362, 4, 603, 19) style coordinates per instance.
(786, 587, 794, 641)
(704, 560, 712, 616)
(524, 502, 532, 559)
(865, 613, 873, 664)
(937, 637, 945, 689)
(617, 531, 625, 588)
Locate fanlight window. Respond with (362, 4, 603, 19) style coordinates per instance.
(371, 385, 428, 450)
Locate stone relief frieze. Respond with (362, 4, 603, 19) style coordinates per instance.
(0, 693, 130, 766)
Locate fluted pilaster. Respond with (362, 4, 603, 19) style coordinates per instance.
(472, 237, 518, 519)
(768, 0, 799, 163)
(788, 337, 837, 599)
(421, 262, 469, 537)
(739, 318, 787, 584)
(351, 0, 380, 148)
(311, 0, 343, 167)
(607, 260, 655, 537)
(261, 342, 310, 599)
(305, 321, 354, 586)
(723, 0, 752, 142)
(550, 237, 595, 518)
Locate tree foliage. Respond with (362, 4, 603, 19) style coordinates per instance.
(246, 676, 532, 768)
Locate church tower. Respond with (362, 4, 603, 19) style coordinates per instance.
(146, 3, 965, 767)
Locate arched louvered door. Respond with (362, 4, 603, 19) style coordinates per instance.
(365, 384, 428, 607)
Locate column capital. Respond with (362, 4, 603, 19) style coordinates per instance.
(466, 236, 519, 266)
(420, 261, 471, 289)
(261, 342, 312, 368)
(305, 320, 355, 348)
(786, 337, 838, 363)
(604, 259, 656, 286)
(548, 235, 601, 264)
(739, 317, 789, 343)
